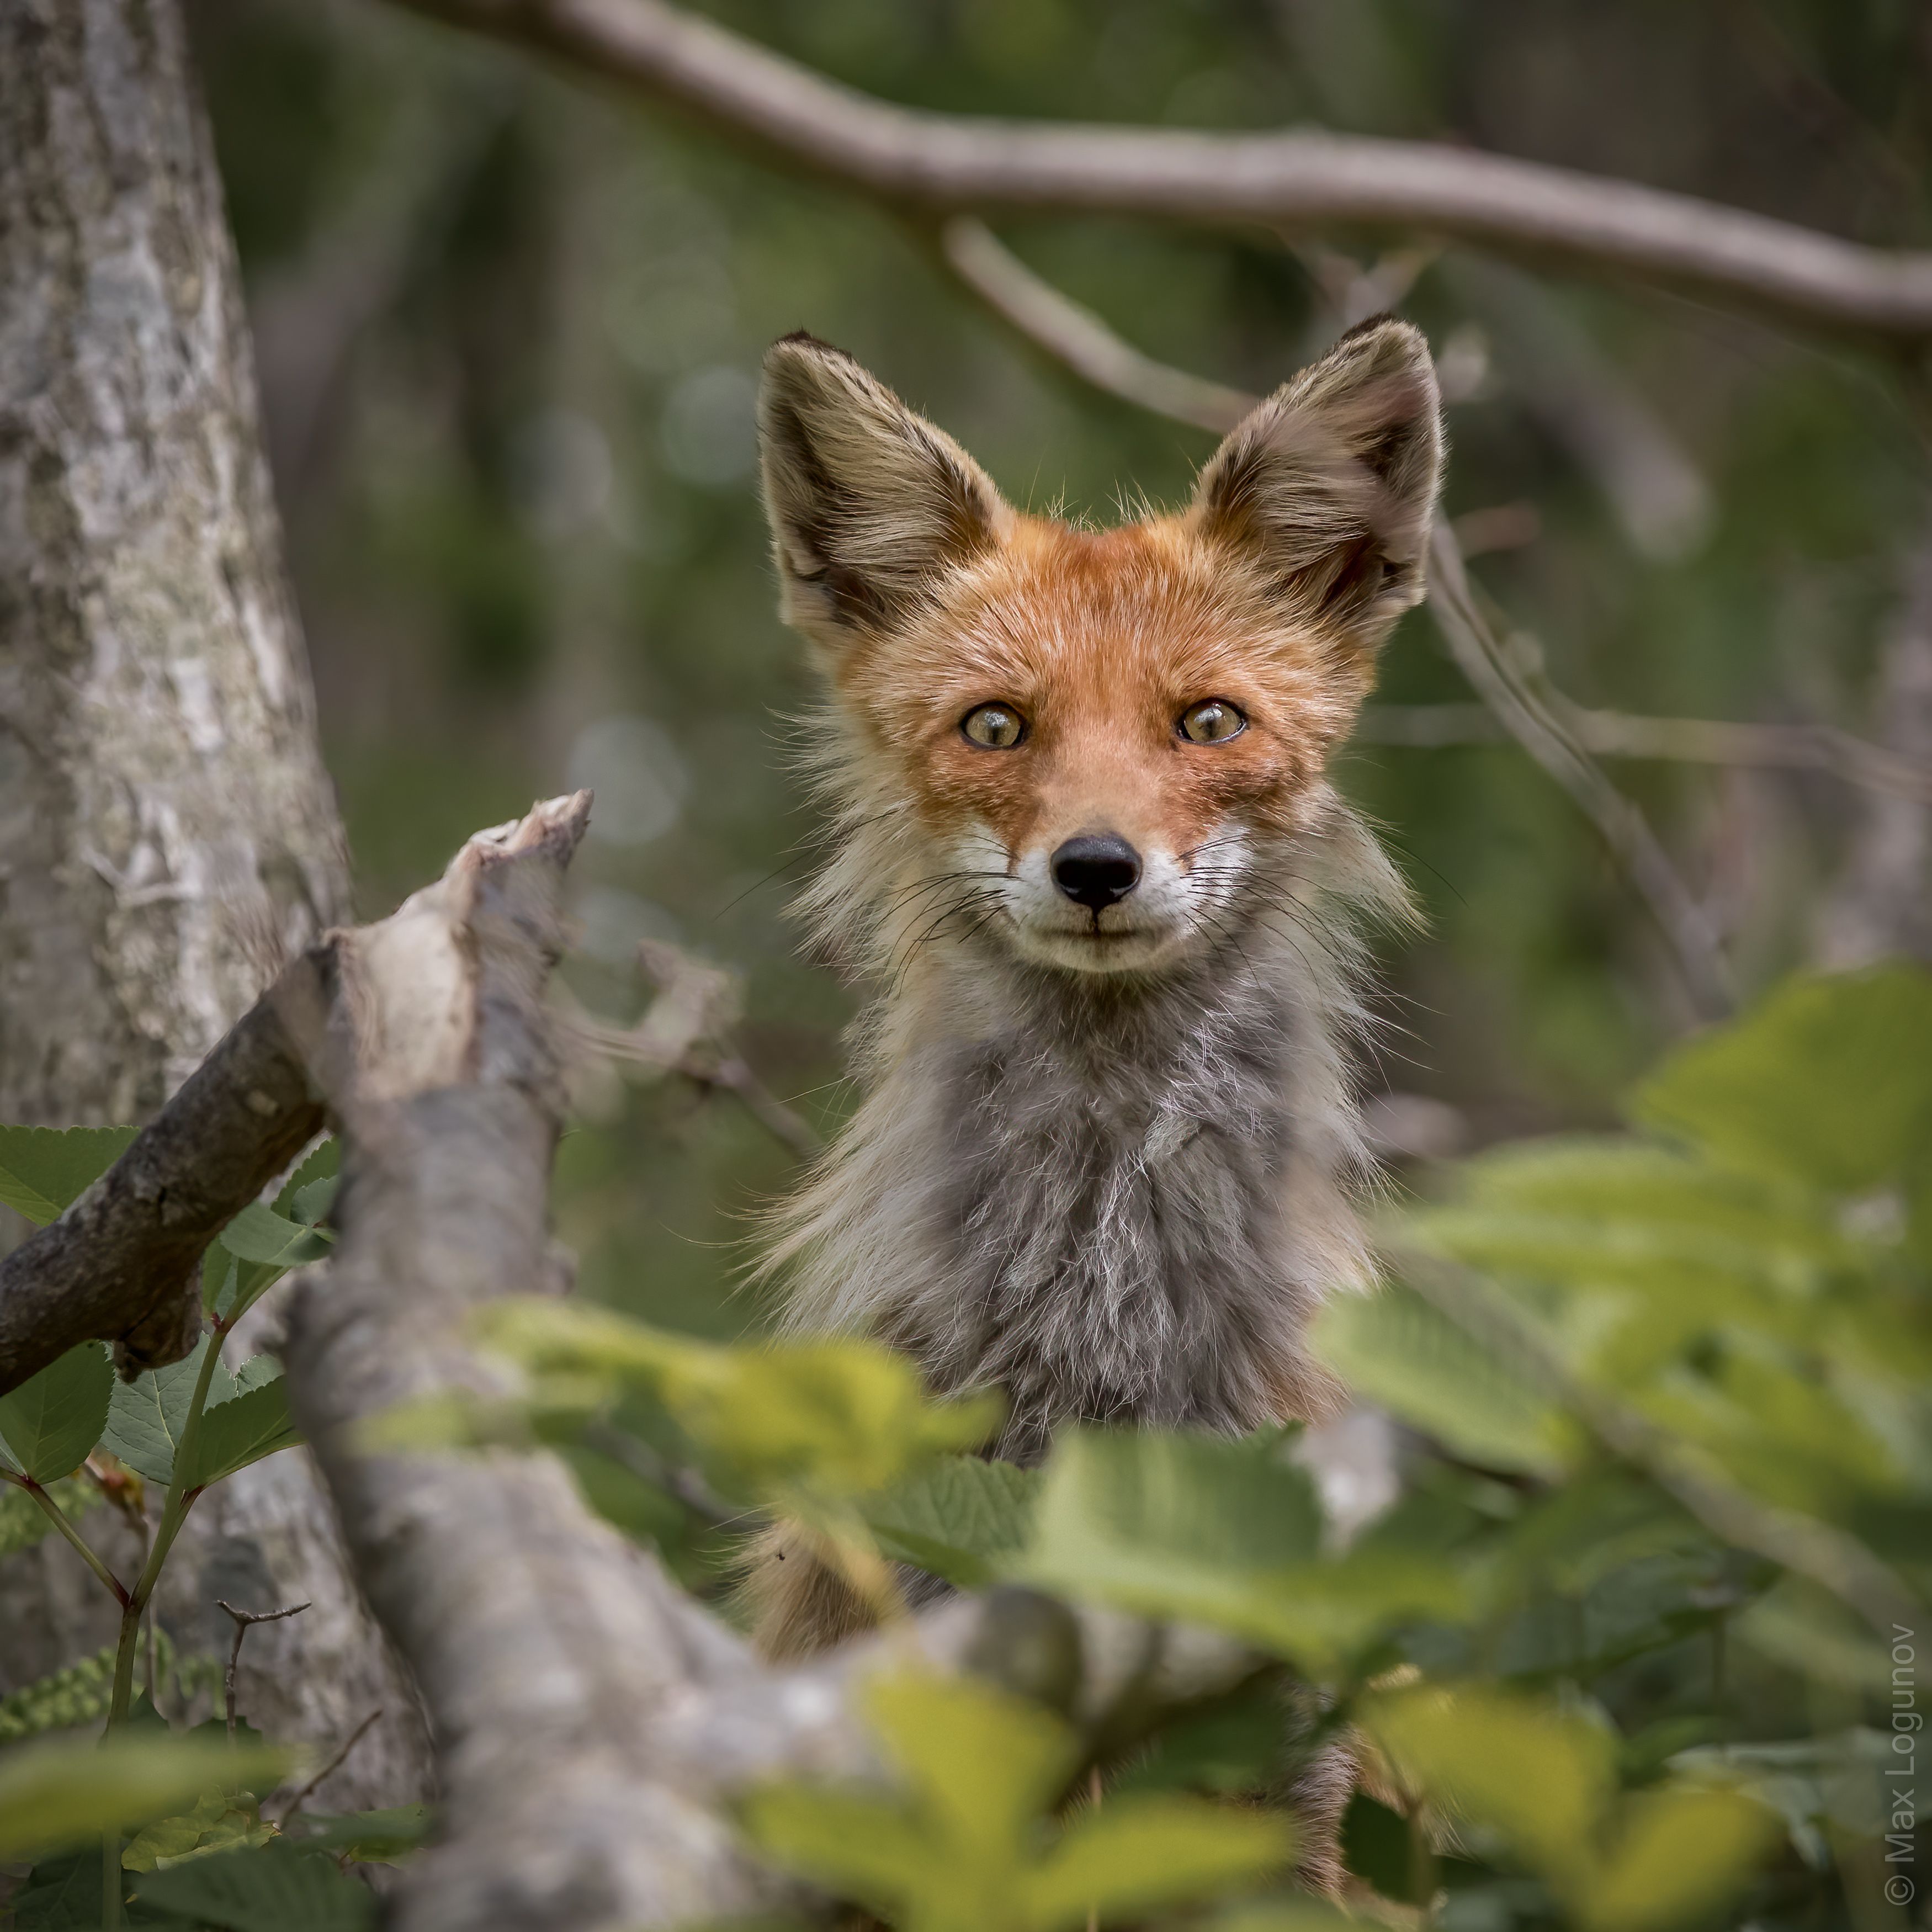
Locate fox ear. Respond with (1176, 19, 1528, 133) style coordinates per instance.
(1188, 316, 1443, 651)
(757, 334, 1009, 650)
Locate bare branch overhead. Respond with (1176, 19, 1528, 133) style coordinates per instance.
(391, 0, 1932, 347)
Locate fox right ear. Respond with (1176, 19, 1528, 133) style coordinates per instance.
(1188, 316, 1443, 655)
(757, 335, 1009, 651)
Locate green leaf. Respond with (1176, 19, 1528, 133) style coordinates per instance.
(1209, 1905, 1362, 1932)
(556, 1442, 689, 1550)
(738, 1784, 940, 1924)
(1013, 1429, 1464, 1677)
(217, 1201, 332, 1270)
(1341, 1792, 1430, 1905)
(0, 1125, 136, 1225)
(1360, 1683, 1616, 1878)
(1023, 1797, 1291, 1925)
(282, 1803, 432, 1865)
(1110, 1695, 1286, 1797)
(183, 1377, 301, 1487)
(273, 1139, 339, 1223)
(863, 1455, 1041, 1586)
(1733, 1576, 1898, 1691)
(1581, 1785, 1781, 1932)
(476, 1299, 1003, 1504)
(1632, 965, 1932, 1196)
(740, 1671, 1285, 1932)
(132, 1843, 376, 1931)
(0, 1732, 288, 1863)
(1311, 1286, 1569, 1478)
(103, 1340, 220, 1486)
(121, 1789, 273, 1871)
(867, 1670, 1075, 1854)
(0, 1342, 112, 1481)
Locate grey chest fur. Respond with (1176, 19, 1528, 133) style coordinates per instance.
(875, 980, 1321, 1462)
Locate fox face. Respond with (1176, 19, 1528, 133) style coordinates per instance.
(757, 322, 1442, 981)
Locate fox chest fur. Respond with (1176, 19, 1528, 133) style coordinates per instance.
(774, 926, 1373, 1462)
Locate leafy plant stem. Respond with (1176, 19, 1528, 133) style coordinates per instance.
(17, 1476, 128, 1607)
(105, 1317, 228, 1732)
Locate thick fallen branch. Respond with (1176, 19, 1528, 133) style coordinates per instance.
(386, 0, 1932, 347)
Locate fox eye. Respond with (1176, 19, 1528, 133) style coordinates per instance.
(962, 703, 1027, 749)
(1179, 699, 1246, 745)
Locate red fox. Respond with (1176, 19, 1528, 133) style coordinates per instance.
(744, 320, 1442, 1712)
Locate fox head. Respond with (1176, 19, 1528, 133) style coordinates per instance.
(757, 321, 1442, 983)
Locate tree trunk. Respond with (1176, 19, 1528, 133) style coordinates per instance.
(0, 0, 430, 1809)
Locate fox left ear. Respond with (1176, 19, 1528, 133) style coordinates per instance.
(757, 333, 1010, 653)
(1188, 316, 1443, 651)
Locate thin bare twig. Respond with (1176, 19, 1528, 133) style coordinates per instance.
(562, 942, 822, 1159)
(385, 0, 1932, 346)
(273, 1706, 383, 1824)
(937, 217, 1250, 434)
(215, 1599, 311, 1738)
(1425, 527, 1735, 1018)
(1357, 702, 1932, 803)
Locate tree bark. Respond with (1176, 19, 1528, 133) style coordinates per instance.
(0, 0, 429, 1811)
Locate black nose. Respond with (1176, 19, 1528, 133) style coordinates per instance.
(1052, 833, 1142, 911)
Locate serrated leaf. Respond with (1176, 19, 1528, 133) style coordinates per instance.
(104, 1337, 230, 1487)
(121, 1789, 272, 1872)
(864, 1456, 1041, 1586)
(1112, 1696, 1286, 1797)
(1360, 1684, 1615, 1878)
(217, 1201, 333, 1270)
(0, 1125, 136, 1226)
(0, 1342, 112, 1481)
(274, 1139, 339, 1223)
(0, 1732, 287, 1863)
(1012, 1429, 1463, 1677)
(1633, 965, 1932, 1196)
(1312, 1286, 1569, 1478)
(476, 1299, 1002, 1504)
(183, 1378, 301, 1487)
(132, 1843, 376, 1931)
(1581, 1785, 1781, 1932)
(740, 1671, 1282, 1932)
(282, 1803, 431, 1865)
(1024, 1797, 1291, 1924)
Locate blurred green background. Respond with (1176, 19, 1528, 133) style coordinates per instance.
(184, 0, 1930, 1339)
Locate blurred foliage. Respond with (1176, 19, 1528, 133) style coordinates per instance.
(328, 965, 1930, 1930)
(182, 0, 1932, 1349)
